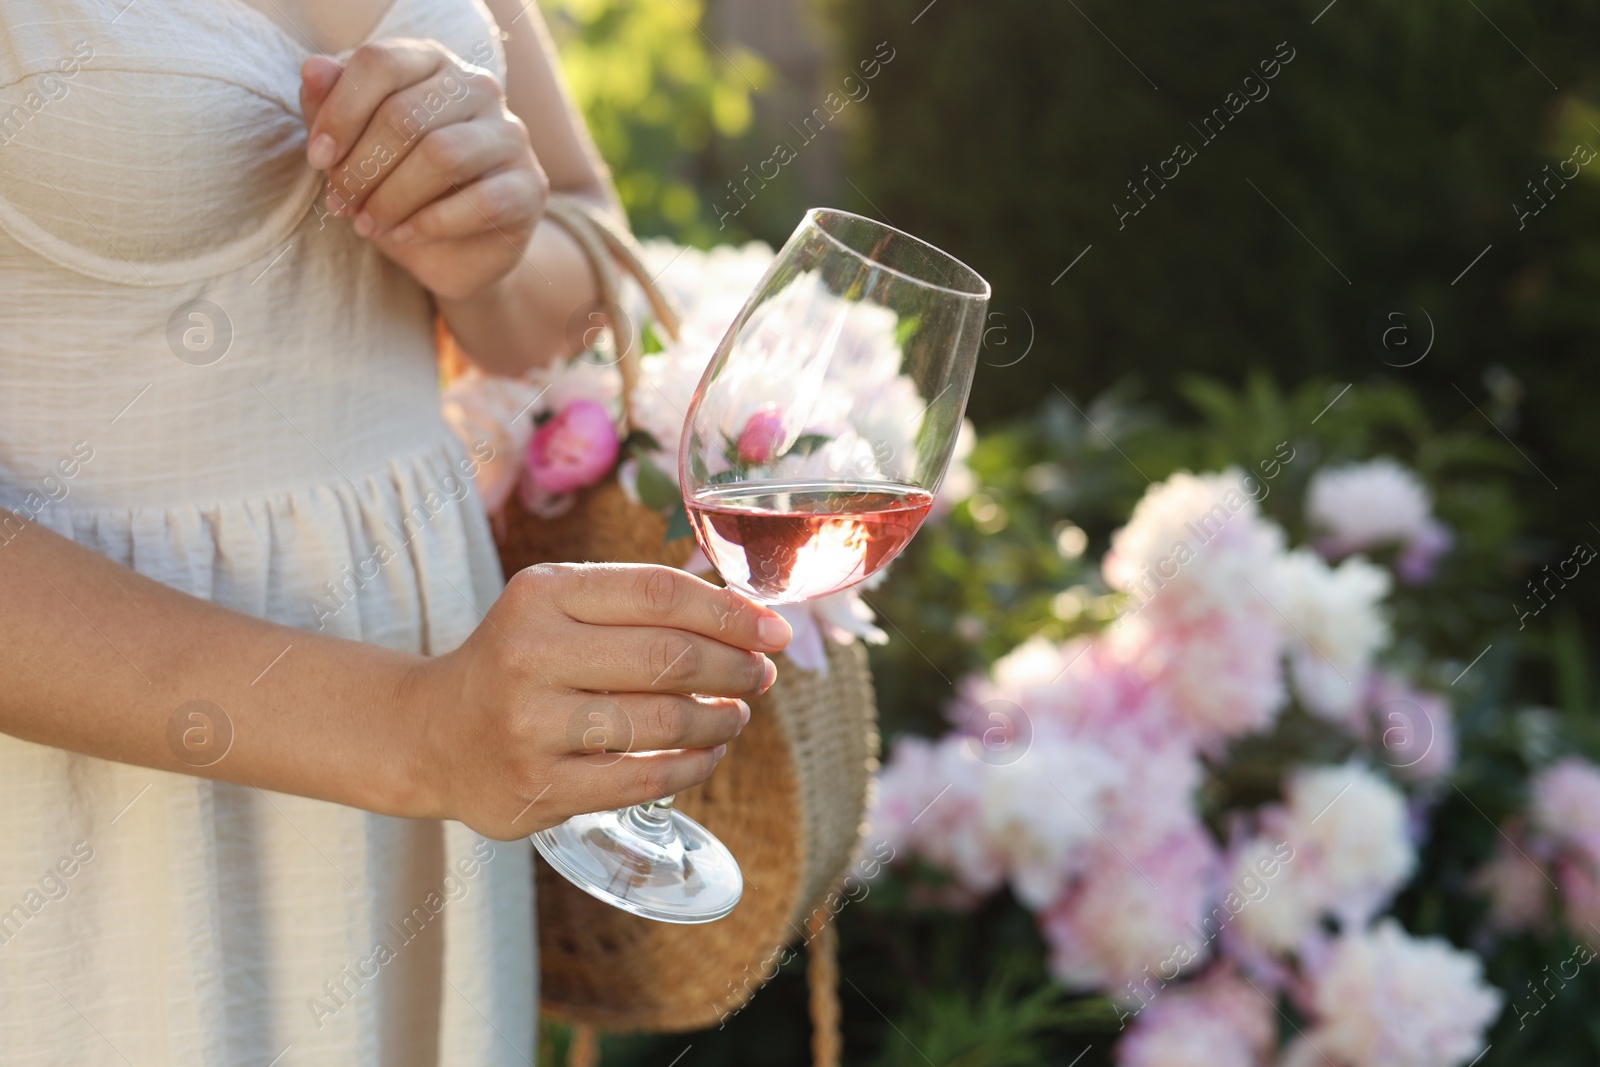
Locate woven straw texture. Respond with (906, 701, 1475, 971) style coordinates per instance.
(538, 635, 877, 1032)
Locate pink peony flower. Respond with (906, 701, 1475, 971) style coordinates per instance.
(1296, 920, 1501, 1067)
(1116, 971, 1276, 1067)
(1364, 673, 1456, 783)
(947, 636, 1202, 858)
(525, 399, 620, 495)
(1041, 826, 1220, 993)
(864, 735, 1003, 897)
(1110, 613, 1288, 745)
(1471, 832, 1552, 934)
(1396, 519, 1453, 585)
(736, 404, 787, 464)
(1553, 852, 1600, 935)
(1530, 757, 1600, 863)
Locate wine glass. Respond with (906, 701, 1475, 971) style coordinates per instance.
(532, 208, 990, 923)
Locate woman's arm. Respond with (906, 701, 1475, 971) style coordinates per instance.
(298, 3, 626, 375)
(0, 516, 787, 839)
(0, 516, 422, 816)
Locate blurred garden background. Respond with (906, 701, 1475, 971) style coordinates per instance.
(534, 0, 1600, 1062)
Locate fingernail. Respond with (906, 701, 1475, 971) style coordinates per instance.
(307, 132, 336, 169)
(757, 614, 791, 650)
(391, 222, 414, 243)
(713, 744, 728, 760)
(353, 212, 375, 237)
(760, 657, 777, 692)
(736, 700, 751, 725)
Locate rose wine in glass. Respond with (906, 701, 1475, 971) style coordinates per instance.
(532, 208, 989, 924)
(685, 481, 934, 603)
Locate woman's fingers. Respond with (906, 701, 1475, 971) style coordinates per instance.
(385, 166, 545, 243)
(357, 121, 517, 236)
(307, 41, 446, 168)
(305, 41, 504, 219)
(298, 55, 342, 127)
(562, 746, 729, 812)
(514, 563, 791, 654)
(548, 621, 775, 698)
(565, 693, 749, 756)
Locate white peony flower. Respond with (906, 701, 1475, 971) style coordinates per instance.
(1226, 837, 1319, 954)
(1283, 763, 1416, 926)
(887, 736, 1006, 896)
(1117, 972, 1276, 1067)
(1104, 469, 1287, 628)
(1271, 550, 1391, 726)
(773, 587, 887, 675)
(1306, 458, 1433, 556)
(977, 723, 1127, 908)
(1299, 920, 1501, 1067)
(525, 352, 626, 422)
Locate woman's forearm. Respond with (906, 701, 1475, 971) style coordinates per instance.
(434, 198, 609, 375)
(0, 515, 430, 817)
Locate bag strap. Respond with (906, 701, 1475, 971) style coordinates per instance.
(543, 194, 683, 428)
(806, 917, 843, 1067)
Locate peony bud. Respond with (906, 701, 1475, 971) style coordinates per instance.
(736, 405, 786, 465)
(526, 399, 620, 495)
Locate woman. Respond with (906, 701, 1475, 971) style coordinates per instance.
(0, 0, 788, 1062)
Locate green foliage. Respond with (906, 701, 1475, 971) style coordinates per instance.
(540, 0, 769, 241)
(870, 969, 1110, 1067)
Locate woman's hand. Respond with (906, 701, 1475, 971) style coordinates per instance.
(400, 563, 792, 840)
(300, 40, 547, 302)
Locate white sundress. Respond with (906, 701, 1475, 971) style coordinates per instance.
(0, 0, 537, 1063)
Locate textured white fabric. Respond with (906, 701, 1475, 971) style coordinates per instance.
(0, 1, 537, 1064)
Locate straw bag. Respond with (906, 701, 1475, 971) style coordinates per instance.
(438, 195, 881, 1066)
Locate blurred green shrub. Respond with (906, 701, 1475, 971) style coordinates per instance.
(541, 0, 769, 242)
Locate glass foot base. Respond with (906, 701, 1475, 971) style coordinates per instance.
(531, 806, 743, 924)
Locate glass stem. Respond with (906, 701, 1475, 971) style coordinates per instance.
(623, 796, 678, 845)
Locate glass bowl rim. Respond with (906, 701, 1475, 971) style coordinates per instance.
(804, 207, 991, 301)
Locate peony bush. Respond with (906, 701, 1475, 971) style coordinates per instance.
(823, 373, 1600, 1067)
(867, 453, 1503, 1067)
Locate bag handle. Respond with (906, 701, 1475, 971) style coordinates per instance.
(543, 194, 683, 428)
